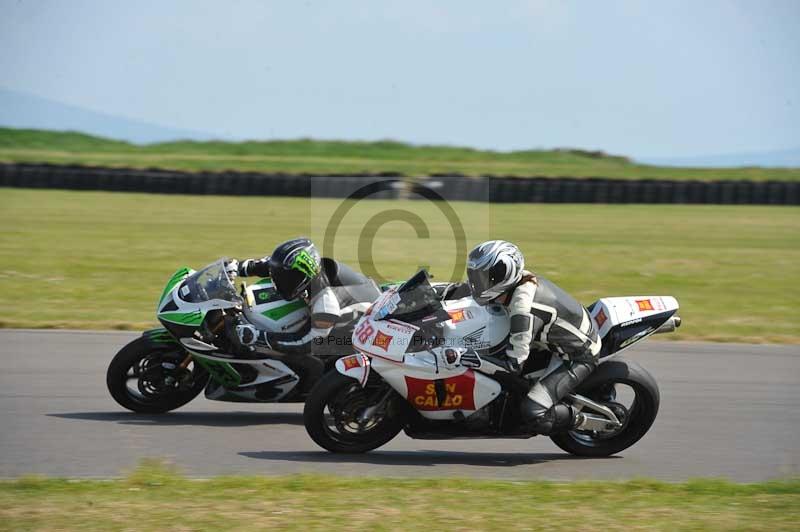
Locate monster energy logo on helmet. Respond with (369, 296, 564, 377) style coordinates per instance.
(291, 249, 320, 278)
(268, 237, 322, 301)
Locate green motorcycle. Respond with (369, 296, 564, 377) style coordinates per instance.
(106, 259, 327, 413)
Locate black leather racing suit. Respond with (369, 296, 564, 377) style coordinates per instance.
(240, 257, 380, 355)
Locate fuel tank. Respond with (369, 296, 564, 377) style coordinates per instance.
(440, 296, 510, 354)
(242, 279, 309, 334)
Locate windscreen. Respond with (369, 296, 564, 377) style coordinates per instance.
(378, 270, 446, 323)
(182, 259, 240, 303)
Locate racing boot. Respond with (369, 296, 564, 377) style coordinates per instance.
(520, 355, 596, 434)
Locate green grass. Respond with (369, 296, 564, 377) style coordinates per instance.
(1, 188, 798, 342)
(1, 462, 798, 531)
(2, 127, 800, 181)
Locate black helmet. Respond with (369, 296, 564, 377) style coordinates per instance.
(267, 238, 322, 300)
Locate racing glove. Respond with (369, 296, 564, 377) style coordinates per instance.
(237, 259, 253, 277)
(237, 257, 271, 277)
(225, 259, 239, 280)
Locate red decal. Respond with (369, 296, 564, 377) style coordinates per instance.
(355, 321, 375, 344)
(341, 355, 361, 371)
(595, 309, 607, 328)
(636, 299, 654, 311)
(372, 331, 393, 351)
(448, 309, 467, 323)
(404, 372, 476, 411)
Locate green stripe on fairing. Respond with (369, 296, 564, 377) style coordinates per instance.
(159, 311, 204, 326)
(261, 300, 306, 321)
(142, 328, 177, 344)
(157, 267, 191, 309)
(193, 357, 241, 388)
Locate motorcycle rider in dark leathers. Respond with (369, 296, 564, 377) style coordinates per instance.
(456, 240, 601, 434)
(227, 237, 380, 388)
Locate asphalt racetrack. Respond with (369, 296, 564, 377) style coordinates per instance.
(1, 330, 797, 481)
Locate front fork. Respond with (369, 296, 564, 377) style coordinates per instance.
(178, 354, 193, 369)
(164, 353, 197, 390)
(357, 385, 394, 424)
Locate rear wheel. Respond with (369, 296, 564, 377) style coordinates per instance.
(304, 371, 402, 453)
(549, 359, 659, 457)
(106, 337, 209, 414)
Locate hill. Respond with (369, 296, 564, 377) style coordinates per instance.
(641, 147, 800, 168)
(1, 127, 798, 181)
(0, 88, 212, 144)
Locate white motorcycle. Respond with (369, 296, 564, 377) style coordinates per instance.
(303, 270, 681, 457)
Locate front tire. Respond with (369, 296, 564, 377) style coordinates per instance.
(304, 371, 402, 453)
(549, 358, 660, 457)
(106, 337, 209, 414)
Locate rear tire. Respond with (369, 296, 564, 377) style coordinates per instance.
(304, 371, 402, 453)
(549, 358, 659, 457)
(106, 337, 209, 414)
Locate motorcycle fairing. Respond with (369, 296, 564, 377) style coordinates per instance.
(351, 317, 417, 362)
(156, 262, 239, 336)
(590, 295, 679, 336)
(440, 296, 510, 355)
(192, 351, 300, 401)
(368, 350, 502, 421)
(242, 279, 309, 333)
(334, 353, 371, 387)
(404, 372, 477, 411)
(589, 296, 679, 356)
(141, 328, 180, 348)
(353, 296, 511, 363)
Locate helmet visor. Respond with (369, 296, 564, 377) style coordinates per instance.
(467, 262, 506, 304)
(271, 267, 310, 301)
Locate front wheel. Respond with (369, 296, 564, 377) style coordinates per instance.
(549, 358, 660, 457)
(303, 371, 403, 453)
(106, 336, 209, 414)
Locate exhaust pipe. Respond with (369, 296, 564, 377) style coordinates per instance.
(654, 316, 681, 334)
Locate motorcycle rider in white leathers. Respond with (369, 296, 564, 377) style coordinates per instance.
(462, 240, 601, 434)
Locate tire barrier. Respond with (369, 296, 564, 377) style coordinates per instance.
(1, 163, 798, 205)
(0, 163, 402, 200)
(415, 175, 800, 205)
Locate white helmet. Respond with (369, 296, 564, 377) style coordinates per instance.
(466, 240, 525, 305)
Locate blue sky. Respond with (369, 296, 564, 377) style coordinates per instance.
(1, 0, 799, 160)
